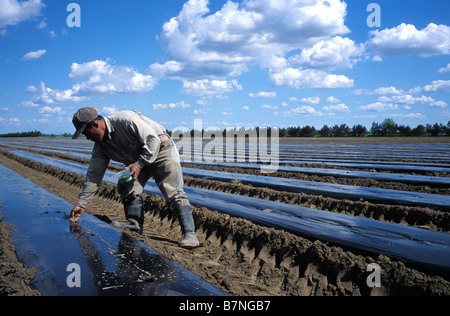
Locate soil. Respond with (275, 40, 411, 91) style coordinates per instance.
(0, 143, 449, 296)
(0, 216, 41, 296)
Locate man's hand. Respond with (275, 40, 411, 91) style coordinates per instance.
(70, 205, 85, 223)
(126, 163, 141, 180)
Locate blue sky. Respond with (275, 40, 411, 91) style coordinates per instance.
(0, 0, 449, 134)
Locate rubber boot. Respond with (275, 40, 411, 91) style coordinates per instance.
(177, 205, 199, 249)
(111, 196, 144, 234)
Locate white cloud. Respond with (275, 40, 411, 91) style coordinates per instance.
(368, 23, 450, 57)
(21, 49, 46, 61)
(38, 106, 65, 116)
(193, 108, 212, 116)
(378, 94, 447, 107)
(150, 0, 353, 88)
(372, 86, 404, 95)
(249, 91, 277, 98)
(8, 117, 21, 126)
(153, 101, 191, 110)
(289, 36, 365, 70)
(300, 96, 320, 104)
(196, 99, 211, 106)
(326, 96, 340, 103)
(269, 67, 353, 89)
(181, 79, 242, 96)
(360, 102, 398, 112)
(0, 0, 44, 29)
(261, 104, 279, 110)
(69, 60, 157, 95)
(323, 103, 349, 112)
(391, 113, 426, 119)
(409, 80, 450, 94)
(22, 60, 156, 106)
(26, 82, 87, 105)
(102, 105, 119, 115)
(282, 105, 322, 117)
(438, 63, 450, 74)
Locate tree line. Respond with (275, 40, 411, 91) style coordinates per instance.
(281, 119, 450, 138)
(1, 119, 450, 138)
(0, 130, 43, 138)
(172, 119, 450, 138)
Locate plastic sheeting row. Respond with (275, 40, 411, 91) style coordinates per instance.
(0, 164, 226, 296)
(3, 139, 450, 170)
(5, 144, 450, 188)
(7, 149, 450, 274)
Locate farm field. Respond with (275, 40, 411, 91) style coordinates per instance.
(0, 137, 449, 296)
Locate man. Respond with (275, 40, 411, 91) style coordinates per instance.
(69, 107, 199, 249)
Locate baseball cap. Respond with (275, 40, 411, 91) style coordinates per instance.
(72, 107, 99, 139)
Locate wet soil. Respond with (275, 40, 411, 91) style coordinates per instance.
(0, 147, 449, 296)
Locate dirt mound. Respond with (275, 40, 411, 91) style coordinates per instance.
(0, 149, 449, 296)
(0, 217, 41, 296)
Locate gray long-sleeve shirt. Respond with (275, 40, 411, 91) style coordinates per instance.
(77, 110, 167, 208)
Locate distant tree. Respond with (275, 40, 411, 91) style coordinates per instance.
(351, 124, 367, 137)
(411, 124, 426, 136)
(370, 122, 382, 136)
(398, 124, 412, 136)
(380, 118, 398, 136)
(0, 130, 42, 138)
(331, 124, 350, 137)
(299, 125, 316, 137)
(319, 125, 331, 137)
(287, 126, 300, 137)
(427, 123, 444, 136)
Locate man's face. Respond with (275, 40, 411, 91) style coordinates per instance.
(82, 120, 104, 143)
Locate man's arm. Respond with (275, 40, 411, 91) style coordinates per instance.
(70, 145, 110, 222)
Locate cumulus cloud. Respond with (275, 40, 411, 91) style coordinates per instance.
(326, 96, 340, 103)
(372, 86, 404, 95)
(289, 36, 365, 70)
(377, 94, 447, 107)
(21, 49, 46, 61)
(269, 67, 353, 89)
(21, 60, 156, 106)
(282, 105, 322, 117)
(300, 96, 320, 104)
(438, 64, 450, 74)
(0, 0, 44, 29)
(26, 81, 87, 105)
(181, 79, 242, 96)
(150, 0, 354, 89)
(357, 80, 449, 114)
(38, 105, 65, 116)
(409, 80, 450, 94)
(102, 105, 120, 115)
(69, 60, 157, 95)
(368, 23, 450, 57)
(323, 103, 349, 112)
